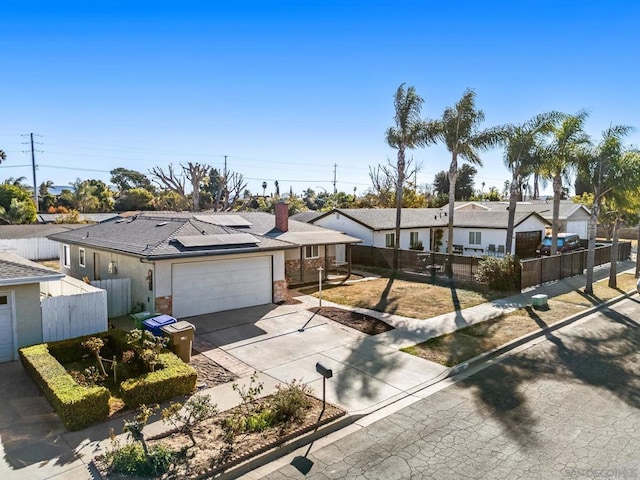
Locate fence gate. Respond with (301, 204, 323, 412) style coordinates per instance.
(90, 278, 132, 318)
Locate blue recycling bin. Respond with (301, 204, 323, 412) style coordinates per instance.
(142, 314, 177, 337)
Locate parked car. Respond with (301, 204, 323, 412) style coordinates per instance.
(536, 233, 583, 256)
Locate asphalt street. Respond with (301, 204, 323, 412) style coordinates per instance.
(262, 295, 640, 480)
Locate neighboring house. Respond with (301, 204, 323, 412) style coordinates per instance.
(455, 200, 590, 239)
(311, 208, 548, 258)
(0, 224, 87, 260)
(311, 208, 448, 252)
(48, 204, 360, 319)
(290, 211, 323, 223)
(0, 251, 64, 362)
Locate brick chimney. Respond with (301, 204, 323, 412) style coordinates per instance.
(275, 201, 289, 232)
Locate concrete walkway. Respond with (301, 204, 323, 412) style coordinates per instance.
(0, 260, 635, 480)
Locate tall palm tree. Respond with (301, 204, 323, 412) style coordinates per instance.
(0, 150, 6, 164)
(538, 111, 590, 255)
(576, 125, 636, 292)
(503, 112, 563, 253)
(426, 89, 506, 264)
(386, 83, 428, 271)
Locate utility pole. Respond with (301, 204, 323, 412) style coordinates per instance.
(333, 163, 337, 194)
(22, 133, 41, 210)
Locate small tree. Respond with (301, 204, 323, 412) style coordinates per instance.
(476, 255, 520, 292)
(82, 336, 107, 376)
(162, 394, 218, 447)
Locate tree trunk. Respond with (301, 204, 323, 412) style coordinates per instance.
(584, 209, 598, 295)
(533, 172, 540, 200)
(550, 172, 562, 255)
(608, 216, 621, 288)
(505, 171, 519, 254)
(446, 153, 458, 277)
(393, 146, 405, 273)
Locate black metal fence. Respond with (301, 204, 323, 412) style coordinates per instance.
(352, 242, 632, 290)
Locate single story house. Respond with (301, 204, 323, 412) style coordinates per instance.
(0, 251, 64, 362)
(48, 204, 360, 319)
(311, 208, 449, 252)
(310, 208, 548, 258)
(455, 200, 590, 239)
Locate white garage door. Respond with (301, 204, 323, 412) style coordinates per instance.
(172, 256, 272, 318)
(0, 293, 15, 363)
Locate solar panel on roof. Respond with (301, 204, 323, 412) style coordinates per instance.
(175, 233, 260, 248)
(194, 215, 252, 227)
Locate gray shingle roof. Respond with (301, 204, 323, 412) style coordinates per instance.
(455, 201, 589, 220)
(47, 211, 349, 259)
(319, 208, 449, 230)
(0, 252, 64, 285)
(454, 210, 546, 228)
(290, 211, 323, 223)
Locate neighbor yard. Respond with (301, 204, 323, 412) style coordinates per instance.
(402, 273, 638, 366)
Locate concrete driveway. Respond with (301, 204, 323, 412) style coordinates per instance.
(184, 302, 448, 414)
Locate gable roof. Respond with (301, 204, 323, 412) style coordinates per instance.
(454, 200, 590, 220)
(290, 211, 323, 223)
(0, 252, 64, 286)
(314, 208, 449, 230)
(454, 210, 548, 229)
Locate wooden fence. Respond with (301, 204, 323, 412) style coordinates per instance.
(41, 277, 108, 342)
(91, 278, 132, 318)
(352, 242, 632, 290)
(0, 238, 59, 260)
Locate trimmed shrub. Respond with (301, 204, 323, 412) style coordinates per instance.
(476, 255, 521, 292)
(120, 352, 197, 407)
(19, 344, 110, 431)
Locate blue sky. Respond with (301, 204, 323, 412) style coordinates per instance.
(1, 1, 639, 198)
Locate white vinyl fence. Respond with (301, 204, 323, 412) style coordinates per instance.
(41, 277, 108, 342)
(91, 278, 132, 318)
(0, 238, 59, 260)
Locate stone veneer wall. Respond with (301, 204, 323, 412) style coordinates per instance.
(273, 279, 288, 303)
(155, 295, 173, 315)
(285, 256, 336, 285)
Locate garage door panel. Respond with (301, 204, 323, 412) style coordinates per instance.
(172, 257, 272, 318)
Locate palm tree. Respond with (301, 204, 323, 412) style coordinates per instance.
(0, 150, 6, 164)
(426, 89, 506, 265)
(576, 125, 636, 292)
(538, 111, 590, 255)
(503, 112, 563, 253)
(386, 83, 429, 271)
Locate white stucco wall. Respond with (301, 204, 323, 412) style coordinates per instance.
(313, 214, 373, 245)
(372, 229, 431, 250)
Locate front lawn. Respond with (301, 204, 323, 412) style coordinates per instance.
(402, 273, 637, 366)
(301, 276, 497, 319)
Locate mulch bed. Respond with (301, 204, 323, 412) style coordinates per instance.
(308, 306, 394, 335)
(190, 350, 237, 387)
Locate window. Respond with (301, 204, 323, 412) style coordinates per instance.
(469, 232, 482, 245)
(0, 296, 7, 305)
(410, 232, 419, 248)
(63, 244, 71, 268)
(79, 248, 86, 268)
(305, 245, 319, 259)
(385, 233, 395, 248)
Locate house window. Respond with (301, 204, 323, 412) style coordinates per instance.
(63, 244, 71, 268)
(410, 232, 419, 248)
(305, 245, 319, 259)
(79, 248, 86, 268)
(0, 296, 7, 305)
(385, 233, 395, 248)
(469, 232, 482, 245)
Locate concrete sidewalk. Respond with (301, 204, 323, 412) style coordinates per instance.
(1, 260, 635, 480)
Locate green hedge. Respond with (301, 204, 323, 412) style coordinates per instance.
(19, 344, 110, 431)
(47, 329, 131, 364)
(120, 352, 197, 407)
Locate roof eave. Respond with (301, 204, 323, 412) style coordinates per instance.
(0, 273, 65, 286)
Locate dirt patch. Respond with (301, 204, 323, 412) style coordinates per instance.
(403, 273, 638, 366)
(309, 306, 393, 335)
(94, 396, 344, 479)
